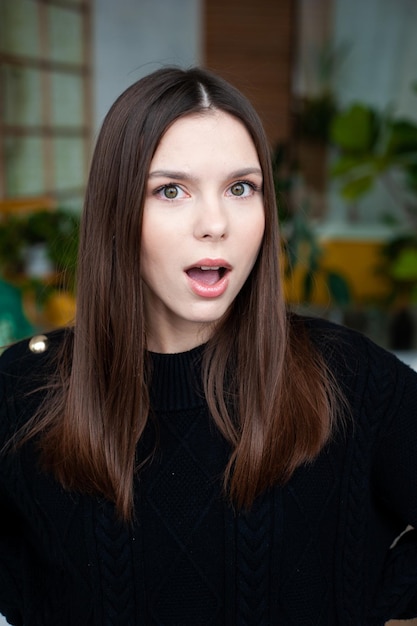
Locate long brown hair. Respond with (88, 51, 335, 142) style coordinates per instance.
(22, 67, 342, 519)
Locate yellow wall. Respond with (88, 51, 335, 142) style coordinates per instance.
(284, 238, 391, 306)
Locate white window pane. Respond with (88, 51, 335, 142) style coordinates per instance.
(51, 73, 84, 127)
(0, 0, 40, 57)
(53, 138, 85, 191)
(2, 65, 43, 126)
(5, 137, 45, 196)
(57, 195, 84, 213)
(47, 6, 84, 65)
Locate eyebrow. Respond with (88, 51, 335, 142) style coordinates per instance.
(148, 167, 263, 181)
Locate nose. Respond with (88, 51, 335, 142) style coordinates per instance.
(193, 195, 228, 241)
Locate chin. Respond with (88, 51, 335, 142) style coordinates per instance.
(191, 305, 230, 324)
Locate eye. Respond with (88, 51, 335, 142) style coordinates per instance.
(153, 183, 189, 201)
(228, 181, 257, 197)
(150, 183, 190, 202)
(159, 184, 183, 200)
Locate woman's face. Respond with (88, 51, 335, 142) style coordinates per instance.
(141, 110, 265, 353)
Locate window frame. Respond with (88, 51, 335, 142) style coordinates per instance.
(0, 0, 92, 205)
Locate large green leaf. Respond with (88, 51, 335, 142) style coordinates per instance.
(387, 120, 417, 155)
(330, 155, 365, 177)
(302, 270, 315, 302)
(330, 104, 378, 152)
(326, 271, 351, 306)
(340, 174, 374, 200)
(389, 248, 417, 281)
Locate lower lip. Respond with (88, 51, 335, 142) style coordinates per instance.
(186, 271, 230, 298)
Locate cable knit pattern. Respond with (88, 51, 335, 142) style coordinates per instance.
(235, 493, 272, 625)
(93, 500, 136, 626)
(138, 400, 227, 625)
(1, 318, 417, 625)
(338, 337, 387, 625)
(281, 451, 339, 625)
(343, 337, 414, 625)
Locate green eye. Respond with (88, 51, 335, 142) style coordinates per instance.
(163, 185, 178, 199)
(231, 183, 245, 196)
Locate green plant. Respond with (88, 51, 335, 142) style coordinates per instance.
(330, 84, 417, 226)
(272, 144, 351, 308)
(0, 208, 80, 292)
(380, 235, 417, 306)
(330, 85, 417, 311)
(282, 208, 351, 307)
(295, 92, 339, 143)
(294, 41, 350, 143)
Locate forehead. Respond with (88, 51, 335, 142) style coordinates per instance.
(151, 111, 260, 166)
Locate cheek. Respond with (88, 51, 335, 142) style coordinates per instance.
(140, 221, 161, 277)
(236, 215, 264, 276)
(246, 209, 265, 250)
(140, 221, 181, 280)
(141, 213, 169, 258)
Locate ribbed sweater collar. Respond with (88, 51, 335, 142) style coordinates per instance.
(148, 343, 207, 412)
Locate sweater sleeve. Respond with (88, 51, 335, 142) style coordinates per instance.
(370, 353, 417, 622)
(0, 352, 24, 626)
(0, 487, 23, 626)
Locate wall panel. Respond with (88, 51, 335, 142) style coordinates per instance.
(203, 0, 295, 147)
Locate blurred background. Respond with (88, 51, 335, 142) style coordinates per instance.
(0, 4, 416, 626)
(1, 0, 417, 361)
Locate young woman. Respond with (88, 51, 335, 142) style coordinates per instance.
(0, 66, 416, 626)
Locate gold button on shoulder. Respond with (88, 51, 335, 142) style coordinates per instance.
(28, 334, 49, 354)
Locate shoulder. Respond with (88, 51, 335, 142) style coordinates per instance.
(291, 316, 417, 383)
(0, 327, 71, 403)
(294, 313, 417, 411)
(290, 313, 360, 360)
(291, 313, 355, 350)
(0, 328, 71, 439)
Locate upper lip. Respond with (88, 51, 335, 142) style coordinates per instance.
(185, 258, 232, 271)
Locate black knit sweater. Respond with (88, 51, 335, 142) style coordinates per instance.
(1, 317, 417, 625)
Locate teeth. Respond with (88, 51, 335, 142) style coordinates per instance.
(200, 265, 220, 270)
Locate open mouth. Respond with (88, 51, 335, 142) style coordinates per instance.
(186, 265, 229, 285)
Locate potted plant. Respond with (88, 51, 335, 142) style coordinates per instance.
(273, 145, 351, 310)
(293, 41, 349, 195)
(0, 208, 79, 284)
(330, 84, 417, 347)
(0, 208, 80, 328)
(330, 83, 417, 223)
